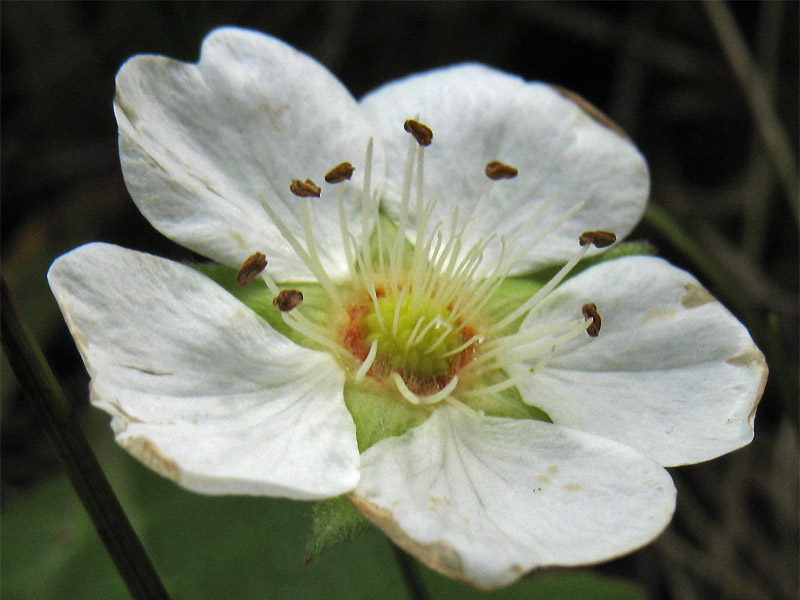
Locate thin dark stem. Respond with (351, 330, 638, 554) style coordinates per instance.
(702, 0, 799, 220)
(391, 543, 432, 600)
(0, 275, 170, 600)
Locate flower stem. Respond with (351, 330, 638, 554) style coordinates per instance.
(391, 543, 431, 600)
(0, 275, 170, 600)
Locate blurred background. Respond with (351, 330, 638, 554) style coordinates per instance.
(2, 2, 797, 599)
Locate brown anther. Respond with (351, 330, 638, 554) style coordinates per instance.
(404, 119, 433, 146)
(579, 230, 617, 248)
(290, 179, 321, 197)
(324, 162, 355, 184)
(582, 303, 601, 337)
(236, 252, 267, 286)
(485, 161, 518, 180)
(273, 289, 304, 312)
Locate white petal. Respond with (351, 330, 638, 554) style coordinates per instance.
(360, 64, 648, 274)
(115, 27, 383, 280)
(352, 407, 675, 590)
(48, 243, 359, 499)
(510, 256, 767, 466)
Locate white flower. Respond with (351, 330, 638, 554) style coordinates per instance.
(48, 28, 767, 590)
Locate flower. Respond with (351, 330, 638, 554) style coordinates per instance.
(48, 27, 767, 590)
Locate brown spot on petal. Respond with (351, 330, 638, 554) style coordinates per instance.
(680, 282, 714, 308)
(579, 230, 617, 248)
(550, 85, 630, 139)
(641, 308, 677, 323)
(726, 347, 768, 427)
(562, 482, 583, 491)
(726, 347, 766, 369)
(290, 178, 321, 197)
(325, 162, 355, 184)
(273, 289, 304, 312)
(582, 303, 601, 337)
(404, 119, 433, 146)
(122, 436, 180, 482)
(236, 252, 267, 286)
(485, 161, 518, 180)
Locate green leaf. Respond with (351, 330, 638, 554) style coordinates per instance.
(0, 423, 407, 600)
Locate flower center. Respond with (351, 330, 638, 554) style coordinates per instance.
(341, 281, 477, 395)
(243, 118, 611, 416)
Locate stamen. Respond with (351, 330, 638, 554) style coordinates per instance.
(258, 270, 281, 297)
(361, 139, 375, 273)
(354, 340, 378, 382)
(459, 372, 530, 398)
(443, 395, 484, 418)
(485, 161, 518, 180)
(456, 193, 583, 326)
(391, 372, 421, 405)
(417, 228, 444, 300)
(236, 252, 267, 286)
(404, 119, 433, 146)
(582, 303, 602, 336)
(337, 189, 356, 280)
(391, 286, 408, 337)
(419, 375, 459, 405)
(325, 162, 355, 184)
(391, 137, 418, 289)
(349, 232, 386, 330)
(439, 334, 484, 358)
(579, 230, 617, 248)
(273, 289, 304, 312)
(483, 318, 583, 353)
(424, 321, 454, 354)
(258, 193, 339, 302)
(281, 312, 345, 356)
(415, 315, 444, 344)
(405, 316, 426, 350)
(490, 241, 591, 334)
(450, 237, 508, 324)
(474, 318, 588, 370)
(390, 372, 459, 406)
(435, 235, 494, 309)
(409, 198, 437, 306)
(299, 195, 341, 304)
(290, 178, 322, 197)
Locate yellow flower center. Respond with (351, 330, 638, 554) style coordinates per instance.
(340, 278, 479, 396)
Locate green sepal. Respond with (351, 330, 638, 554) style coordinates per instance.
(308, 495, 371, 557)
(344, 380, 430, 453)
(465, 369, 552, 423)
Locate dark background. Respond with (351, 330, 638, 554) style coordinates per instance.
(2, 3, 798, 599)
